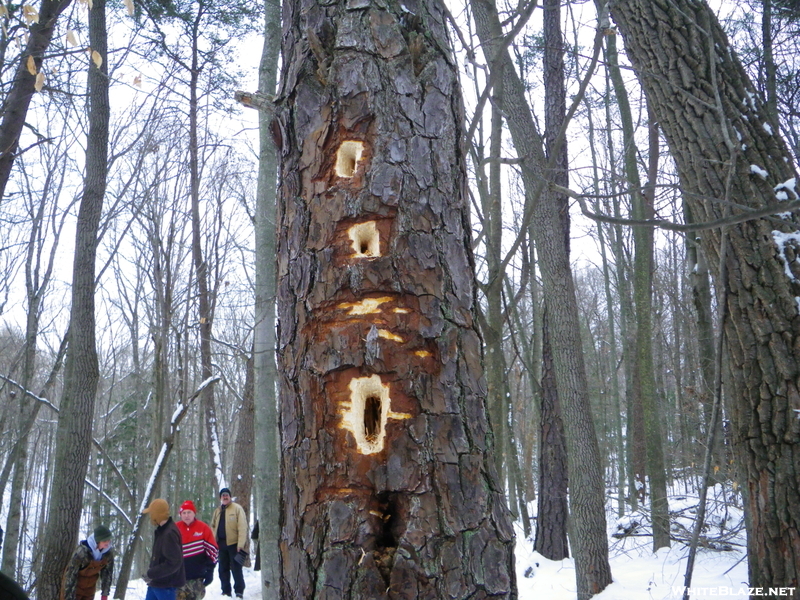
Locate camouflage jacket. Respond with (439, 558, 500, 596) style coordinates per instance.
(61, 541, 114, 600)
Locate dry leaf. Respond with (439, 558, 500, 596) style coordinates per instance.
(0, 5, 8, 17)
(133, 74, 142, 88)
(22, 4, 39, 24)
(34, 71, 44, 92)
(88, 0, 93, 9)
(26, 55, 36, 76)
(124, 0, 134, 16)
(66, 30, 78, 46)
(91, 50, 102, 68)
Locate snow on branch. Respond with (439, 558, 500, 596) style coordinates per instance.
(85, 478, 132, 525)
(139, 376, 221, 512)
(0, 373, 138, 506)
(0, 373, 59, 411)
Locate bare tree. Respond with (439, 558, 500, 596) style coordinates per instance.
(469, 0, 613, 595)
(37, 0, 110, 593)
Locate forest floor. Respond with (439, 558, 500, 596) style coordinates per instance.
(115, 488, 751, 599)
(516, 485, 750, 599)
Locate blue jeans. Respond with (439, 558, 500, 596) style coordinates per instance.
(145, 587, 177, 600)
(218, 544, 245, 596)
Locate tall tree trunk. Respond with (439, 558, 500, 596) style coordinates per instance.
(611, 0, 800, 587)
(470, 0, 612, 595)
(761, 0, 778, 125)
(252, 0, 282, 592)
(585, 90, 626, 517)
(187, 12, 223, 487)
(535, 311, 569, 560)
(685, 206, 726, 479)
(274, 0, 516, 595)
(483, 77, 507, 487)
(533, 0, 569, 561)
(602, 1, 663, 522)
(633, 105, 670, 551)
(36, 0, 108, 594)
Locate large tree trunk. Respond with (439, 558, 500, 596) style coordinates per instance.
(187, 18, 223, 488)
(470, 0, 612, 596)
(610, 0, 800, 588)
(36, 0, 108, 594)
(533, 0, 569, 562)
(535, 312, 569, 560)
(274, 0, 516, 595)
(252, 0, 282, 592)
(636, 109, 670, 551)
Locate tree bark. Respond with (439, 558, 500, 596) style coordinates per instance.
(252, 0, 282, 592)
(36, 0, 108, 594)
(611, 0, 800, 588)
(186, 10, 223, 488)
(535, 311, 569, 560)
(274, 0, 516, 595)
(533, 0, 569, 562)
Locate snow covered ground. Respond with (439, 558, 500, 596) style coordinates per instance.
(112, 487, 752, 600)
(114, 534, 749, 600)
(515, 529, 748, 599)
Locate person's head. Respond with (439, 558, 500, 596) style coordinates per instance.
(219, 488, 232, 506)
(143, 498, 170, 526)
(179, 500, 197, 525)
(94, 525, 112, 551)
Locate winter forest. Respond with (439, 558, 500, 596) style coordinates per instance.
(0, 0, 798, 597)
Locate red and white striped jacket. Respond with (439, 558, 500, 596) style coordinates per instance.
(176, 518, 218, 581)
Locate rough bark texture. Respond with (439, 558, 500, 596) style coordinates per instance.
(611, 0, 800, 588)
(533, 0, 569, 562)
(535, 314, 569, 560)
(37, 0, 108, 594)
(273, 0, 516, 596)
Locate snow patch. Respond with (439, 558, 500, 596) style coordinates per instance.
(750, 164, 768, 179)
(772, 230, 800, 282)
(763, 122, 773, 135)
(774, 177, 797, 200)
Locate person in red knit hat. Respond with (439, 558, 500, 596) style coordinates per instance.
(175, 500, 218, 600)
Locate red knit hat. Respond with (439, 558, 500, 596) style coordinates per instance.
(179, 500, 197, 514)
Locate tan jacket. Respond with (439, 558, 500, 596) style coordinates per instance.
(210, 501, 248, 550)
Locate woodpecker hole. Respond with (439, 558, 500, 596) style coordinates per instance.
(364, 395, 381, 443)
(348, 221, 380, 257)
(339, 375, 410, 454)
(336, 141, 365, 178)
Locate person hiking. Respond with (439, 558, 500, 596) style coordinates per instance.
(176, 499, 218, 600)
(61, 525, 114, 600)
(210, 488, 248, 598)
(143, 498, 185, 600)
